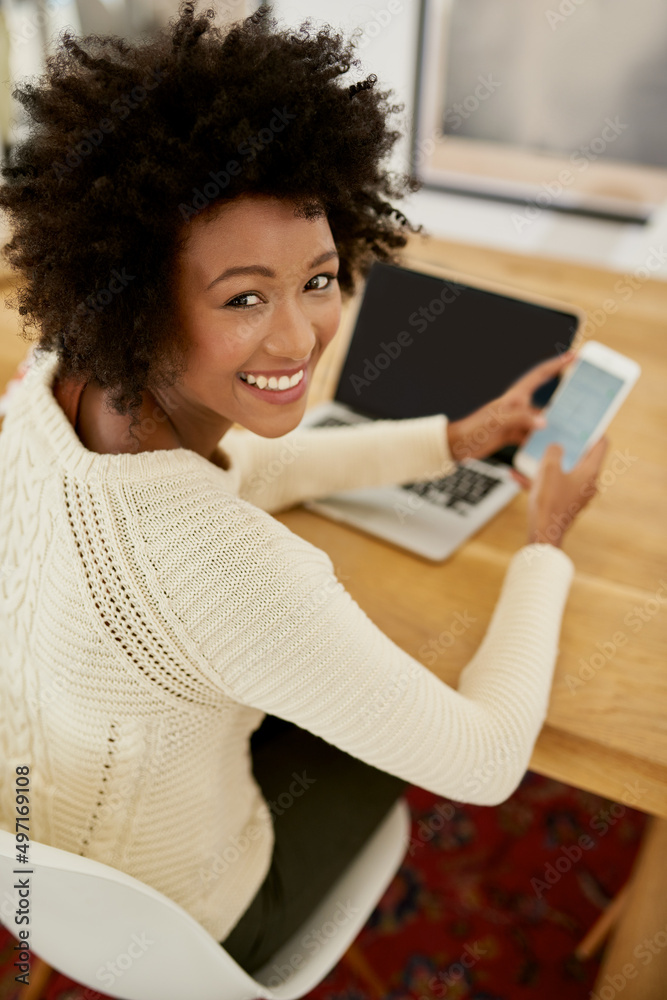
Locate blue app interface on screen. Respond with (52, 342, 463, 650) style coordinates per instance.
(523, 359, 624, 471)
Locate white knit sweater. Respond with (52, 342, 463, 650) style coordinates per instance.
(0, 349, 574, 942)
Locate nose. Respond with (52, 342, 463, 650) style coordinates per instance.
(262, 295, 317, 363)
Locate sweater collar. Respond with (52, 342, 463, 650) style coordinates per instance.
(11, 349, 235, 484)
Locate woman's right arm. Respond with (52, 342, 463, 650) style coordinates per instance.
(165, 496, 575, 806)
(162, 434, 608, 807)
(198, 517, 574, 806)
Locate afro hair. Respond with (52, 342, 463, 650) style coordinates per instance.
(0, 1, 422, 432)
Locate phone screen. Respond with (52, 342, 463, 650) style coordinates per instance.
(521, 359, 625, 471)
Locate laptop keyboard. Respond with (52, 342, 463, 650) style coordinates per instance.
(310, 416, 359, 429)
(402, 467, 503, 516)
(308, 414, 504, 516)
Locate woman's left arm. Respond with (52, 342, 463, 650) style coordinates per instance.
(223, 413, 455, 513)
(223, 351, 575, 514)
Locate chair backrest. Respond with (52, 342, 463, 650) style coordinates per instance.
(0, 798, 410, 1000)
(0, 828, 263, 1000)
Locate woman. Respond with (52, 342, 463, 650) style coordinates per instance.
(0, 2, 607, 977)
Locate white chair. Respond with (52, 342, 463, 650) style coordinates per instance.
(0, 798, 410, 1000)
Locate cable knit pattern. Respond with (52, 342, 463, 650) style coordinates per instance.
(0, 349, 574, 942)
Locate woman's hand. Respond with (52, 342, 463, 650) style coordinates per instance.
(446, 350, 577, 462)
(516, 436, 610, 548)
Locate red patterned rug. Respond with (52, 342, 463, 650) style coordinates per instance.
(0, 773, 646, 1000)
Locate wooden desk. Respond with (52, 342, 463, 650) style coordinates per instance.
(276, 234, 667, 998)
(277, 232, 667, 818)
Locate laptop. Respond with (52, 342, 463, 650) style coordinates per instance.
(299, 259, 583, 561)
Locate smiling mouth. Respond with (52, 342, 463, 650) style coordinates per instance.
(238, 369, 305, 391)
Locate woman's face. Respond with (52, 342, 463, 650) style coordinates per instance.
(169, 193, 342, 443)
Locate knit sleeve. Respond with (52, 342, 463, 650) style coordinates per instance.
(176, 493, 574, 807)
(220, 414, 454, 513)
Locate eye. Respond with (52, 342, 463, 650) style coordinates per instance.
(306, 273, 338, 291)
(224, 272, 338, 310)
(225, 291, 263, 310)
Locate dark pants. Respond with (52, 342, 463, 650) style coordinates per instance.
(220, 714, 409, 975)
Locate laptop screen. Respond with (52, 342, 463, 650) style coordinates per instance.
(334, 261, 579, 422)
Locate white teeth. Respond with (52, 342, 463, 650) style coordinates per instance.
(240, 369, 304, 391)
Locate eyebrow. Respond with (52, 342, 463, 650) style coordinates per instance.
(205, 249, 340, 292)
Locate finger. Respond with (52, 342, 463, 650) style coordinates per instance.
(504, 409, 546, 438)
(541, 442, 564, 469)
(507, 404, 549, 436)
(519, 350, 577, 392)
(510, 468, 532, 489)
(578, 434, 610, 473)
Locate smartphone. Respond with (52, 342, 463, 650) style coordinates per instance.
(513, 341, 641, 478)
